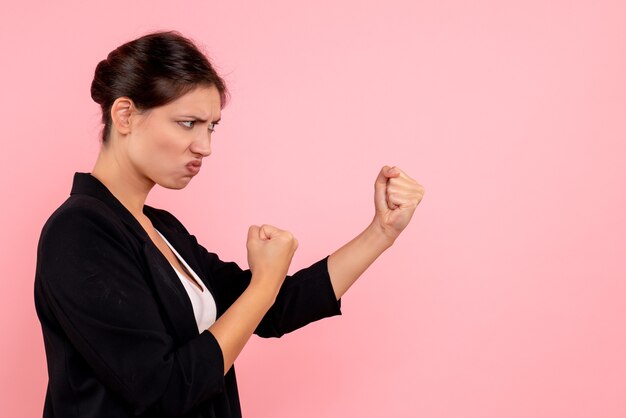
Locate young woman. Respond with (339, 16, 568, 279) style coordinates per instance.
(34, 31, 424, 418)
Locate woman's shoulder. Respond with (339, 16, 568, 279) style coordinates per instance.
(37, 193, 143, 257)
(41, 193, 122, 236)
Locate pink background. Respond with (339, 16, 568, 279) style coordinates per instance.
(2, 0, 625, 416)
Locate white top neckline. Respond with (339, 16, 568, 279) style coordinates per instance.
(155, 229, 217, 332)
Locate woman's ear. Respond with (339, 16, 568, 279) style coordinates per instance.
(110, 97, 135, 136)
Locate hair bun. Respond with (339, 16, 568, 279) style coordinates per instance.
(90, 59, 112, 106)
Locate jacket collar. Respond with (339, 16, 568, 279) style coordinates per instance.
(71, 172, 153, 243)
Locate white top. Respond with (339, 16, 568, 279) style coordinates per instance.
(156, 230, 217, 333)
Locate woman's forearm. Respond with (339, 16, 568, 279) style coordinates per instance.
(207, 279, 277, 375)
(327, 220, 395, 300)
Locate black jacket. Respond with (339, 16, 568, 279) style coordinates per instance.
(34, 173, 342, 417)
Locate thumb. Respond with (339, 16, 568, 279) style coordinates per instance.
(247, 225, 260, 242)
(374, 166, 397, 210)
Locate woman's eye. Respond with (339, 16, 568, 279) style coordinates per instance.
(179, 120, 195, 129)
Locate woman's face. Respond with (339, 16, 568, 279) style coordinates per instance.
(125, 85, 221, 190)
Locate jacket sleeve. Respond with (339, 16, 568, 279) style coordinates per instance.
(36, 204, 225, 417)
(197, 246, 342, 338)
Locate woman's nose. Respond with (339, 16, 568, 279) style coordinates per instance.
(191, 132, 212, 157)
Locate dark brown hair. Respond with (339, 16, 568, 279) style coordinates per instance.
(90, 31, 228, 143)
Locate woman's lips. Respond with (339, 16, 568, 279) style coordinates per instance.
(186, 160, 202, 175)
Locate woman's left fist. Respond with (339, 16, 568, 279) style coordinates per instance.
(373, 166, 424, 240)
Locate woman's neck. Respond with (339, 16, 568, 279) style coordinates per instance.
(91, 146, 154, 219)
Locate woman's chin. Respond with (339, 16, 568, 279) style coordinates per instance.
(159, 176, 194, 190)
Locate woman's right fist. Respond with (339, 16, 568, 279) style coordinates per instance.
(246, 224, 298, 292)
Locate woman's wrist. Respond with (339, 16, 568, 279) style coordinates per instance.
(246, 276, 282, 307)
(365, 218, 397, 251)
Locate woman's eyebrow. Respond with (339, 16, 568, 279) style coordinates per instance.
(178, 115, 221, 123)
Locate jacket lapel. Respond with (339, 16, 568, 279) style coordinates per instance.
(145, 220, 220, 339)
(142, 242, 200, 342)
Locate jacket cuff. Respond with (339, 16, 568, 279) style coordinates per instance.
(317, 255, 342, 314)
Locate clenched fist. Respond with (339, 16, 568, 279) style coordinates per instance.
(373, 166, 425, 241)
(246, 224, 298, 294)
